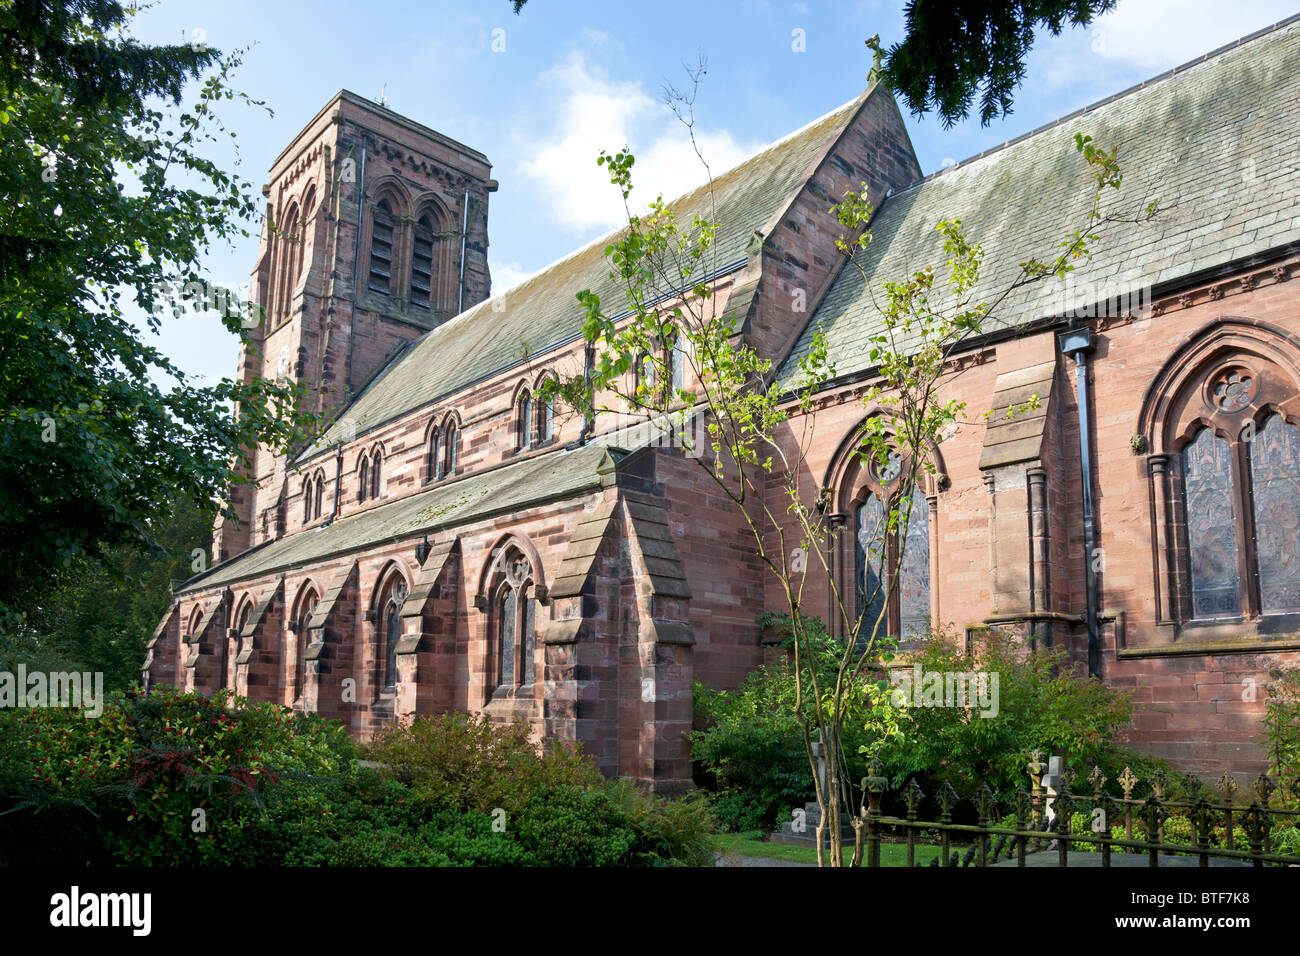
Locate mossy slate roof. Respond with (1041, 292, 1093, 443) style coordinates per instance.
(182, 441, 618, 592)
(777, 16, 1300, 390)
(301, 92, 871, 458)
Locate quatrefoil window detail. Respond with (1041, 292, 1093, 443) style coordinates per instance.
(1211, 368, 1256, 412)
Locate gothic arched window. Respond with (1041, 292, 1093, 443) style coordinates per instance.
(234, 599, 253, 660)
(535, 375, 555, 444)
(1250, 414, 1300, 613)
(516, 389, 533, 450)
(852, 451, 932, 645)
(410, 215, 435, 309)
(493, 549, 536, 693)
(669, 333, 687, 395)
(276, 205, 299, 321)
(377, 573, 408, 691)
(1140, 328, 1300, 633)
(303, 475, 314, 522)
(426, 424, 440, 482)
(358, 454, 370, 503)
(441, 419, 458, 476)
(368, 200, 395, 295)
(293, 587, 318, 700)
(369, 449, 382, 499)
(313, 470, 324, 519)
(1178, 412, 1300, 620)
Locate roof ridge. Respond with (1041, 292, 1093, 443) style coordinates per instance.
(458, 89, 871, 312)
(903, 11, 1300, 191)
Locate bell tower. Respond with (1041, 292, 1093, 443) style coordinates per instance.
(212, 90, 495, 563)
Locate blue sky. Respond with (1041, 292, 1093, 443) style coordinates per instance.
(128, 0, 1299, 387)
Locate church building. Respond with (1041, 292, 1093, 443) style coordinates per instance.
(144, 16, 1300, 792)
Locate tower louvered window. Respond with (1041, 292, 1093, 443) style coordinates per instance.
(411, 216, 435, 308)
(368, 200, 394, 294)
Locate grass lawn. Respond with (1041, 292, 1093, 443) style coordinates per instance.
(713, 830, 943, 866)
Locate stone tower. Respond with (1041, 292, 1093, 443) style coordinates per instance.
(212, 91, 495, 562)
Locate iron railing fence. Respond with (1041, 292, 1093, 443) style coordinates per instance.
(857, 751, 1300, 867)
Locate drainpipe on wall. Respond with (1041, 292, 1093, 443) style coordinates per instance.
(1058, 324, 1100, 677)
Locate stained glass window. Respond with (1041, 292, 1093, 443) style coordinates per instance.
(856, 493, 887, 635)
(1183, 427, 1241, 618)
(382, 580, 406, 691)
(522, 595, 536, 685)
(295, 590, 318, 698)
(898, 487, 931, 639)
(1251, 414, 1300, 614)
(498, 585, 516, 687)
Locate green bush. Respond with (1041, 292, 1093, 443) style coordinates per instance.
(689, 620, 1148, 830)
(363, 711, 714, 866)
(877, 628, 1135, 802)
(0, 686, 353, 865)
(0, 691, 712, 866)
(363, 711, 602, 813)
(1264, 667, 1300, 786)
(689, 670, 820, 831)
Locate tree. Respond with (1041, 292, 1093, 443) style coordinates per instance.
(0, 494, 214, 691)
(0, 1, 314, 610)
(507, 0, 1118, 126)
(543, 82, 1147, 863)
(875, 0, 1118, 126)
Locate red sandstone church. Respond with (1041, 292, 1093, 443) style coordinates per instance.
(144, 17, 1300, 792)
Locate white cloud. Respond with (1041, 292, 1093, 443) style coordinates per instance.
(490, 259, 538, 292)
(1087, 0, 1295, 70)
(517, 53, 764, 233)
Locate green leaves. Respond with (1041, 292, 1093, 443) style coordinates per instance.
(0, 3, 312, 603)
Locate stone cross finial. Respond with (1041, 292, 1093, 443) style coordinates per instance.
(866, 35, 885, 83)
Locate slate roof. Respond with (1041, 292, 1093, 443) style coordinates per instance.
(180, 440, 619, 593)
(777, 15, 1300, 390)
(301, 91, 874, 459)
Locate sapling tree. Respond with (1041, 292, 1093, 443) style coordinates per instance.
(546, 91, 1147, 864)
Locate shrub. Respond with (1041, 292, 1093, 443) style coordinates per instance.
(1263, 667, 1300, 786)
(363, 711, 603, 813)
(0, 686, 353, 865)
(877, 628, 1135, 802)
(690, 620, 1146, 830)
(1, 692, 713, 866)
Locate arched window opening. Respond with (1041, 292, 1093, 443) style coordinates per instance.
(368, 200, 394, 295)
(378, 574, 408, 692)
(1183, 427, 1241, 619)
(493, 549, 536, 692)
(517, 390, 533, 450)
(303, 475, 314, 522)
(275, 205, 299, 321)
(441, 420, 458, 478)
(410, 215, 435, 308)
(293, 589, 318, 700)
(1176, 410, 1300, 622)
(313, 471, 324, 519)
(1251, 414, 1300, 614)
(851, 449, 932, 645)
(370, 449, 382, 499)
(358, 454, 370, 503)
(634, 351, 658, 407)
(538, 394, 553, 443)
(234, 600, 253, 660)
(427, 425, 440, 482)
(669, 334, 687, 395)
